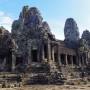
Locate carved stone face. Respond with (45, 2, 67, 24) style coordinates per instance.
(23, 7, 42, 28)
(42, 22, 50, 32)
(64, 18, 79, 41)
(29, 7, 40, 16)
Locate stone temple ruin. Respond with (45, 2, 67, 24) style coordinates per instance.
(0, 5, 90, 86)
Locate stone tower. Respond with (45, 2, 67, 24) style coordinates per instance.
(11, 6, 55, 71)
(64, 18, 80, 49)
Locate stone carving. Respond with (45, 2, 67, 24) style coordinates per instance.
(24, 7, 43, 29)
(11, 6, 55, 67)
(42, 21, 55, 40)
(64, 18, 80, 48)
(42, 21, 51, 32)
(82, 30, 90, 47)
(0, 26, 16, 71)
(79, 39, 89, 52)
(19, 5, 29, 20)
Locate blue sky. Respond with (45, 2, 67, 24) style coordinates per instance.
(0, 0, 90, 40)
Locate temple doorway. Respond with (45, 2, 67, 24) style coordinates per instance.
(73, 56, 77, 65)
(6, 53, 12, 72)
(44, 44, 47, 59)
(31, 49, 38, 62)
(16, 57, 23, 66)
(54, 53, 58, 62)
(67, 55, 72, 64)
(61, 54, 66, 65)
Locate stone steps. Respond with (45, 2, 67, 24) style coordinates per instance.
(27, 62, 50, 73)
(0, 73, 22, 86)
(61, 66, 81, 78)
(49, 60, 60, 73)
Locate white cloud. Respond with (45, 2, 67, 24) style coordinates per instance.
(0, 11, 4, 16)
(0, 11, 13, 32)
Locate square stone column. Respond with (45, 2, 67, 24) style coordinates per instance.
(85, 52, 88, 65)
(42, 45, 45, 62)
(78, 54, 81, 66)
(75, 55, 78, 66)
(27, 40, 32, 65)
(57, 45, 61, 66)
(52, 46, 55, 62)
(82, 56, 85, 66)
(47, 40, 51, 62)
(2, 58, 6, 69)
(65, 54, 68, 65)
(37, 49, 40, 62)
(71, 56, 73, 66)
(12, 52, 16, 72)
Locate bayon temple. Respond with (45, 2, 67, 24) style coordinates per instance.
(0, 5, 90, 85)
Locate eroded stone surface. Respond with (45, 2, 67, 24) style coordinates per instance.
(82, 30, 90, 47)
(12, 6, 55, 66)
(0, 27, 16, 71)
(64, 18, 79, 48)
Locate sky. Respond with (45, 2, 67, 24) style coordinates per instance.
(0, 0, 90, 40)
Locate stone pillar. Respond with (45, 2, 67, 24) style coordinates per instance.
(85, 52, 88, 65)
(2, 58, 6, 70)
(27, 41, 32, 65)
(76, 56, 78, 66)
(82, 56, 85, 66)
(52, 46, 55, 62)
(37, 49, 40, 62)
(47, 40, 51, 61)
(57, 45, 61, 66)
(12, 51, 16, 72)
(65, 54, 68, 65)
(71, 56, 73, 66)
(42, 45, 45, 62)
(79, 54, 81, 66)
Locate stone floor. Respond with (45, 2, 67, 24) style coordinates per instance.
(0, 85, 90, 90)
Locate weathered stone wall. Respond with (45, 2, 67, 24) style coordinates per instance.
(0, 26, 16, 71)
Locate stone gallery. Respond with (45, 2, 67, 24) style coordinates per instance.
(0, 6, 90, 85)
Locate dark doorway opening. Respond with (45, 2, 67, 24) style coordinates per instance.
(61, 54, 66, 65)
(83, 53, 87, 65)
(73, 56, 77, 65)
(80, 56, 83, 65)
(67, 55, 72, 64)
(16, 57, 23, 66)
(31, 49, 38, 62)
(44, 44, 47, 59)
(54, 53, 58, 62)
(6, 53, 12, 72)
